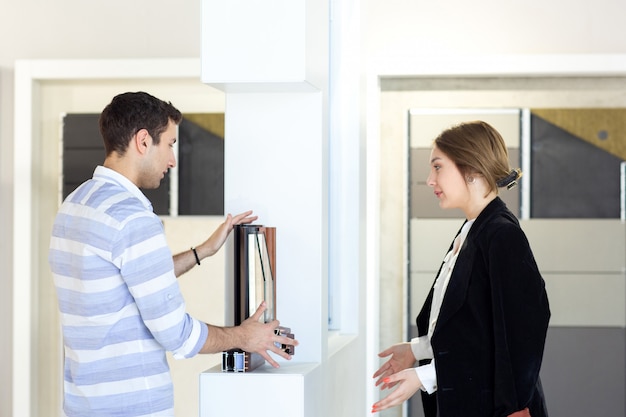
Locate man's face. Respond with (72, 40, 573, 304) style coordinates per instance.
(139, 120, 177, 189)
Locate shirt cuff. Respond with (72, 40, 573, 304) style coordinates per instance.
(410, 336, 433, 361)
(172, 319, 208, 359)
(415, 361, 437, 394)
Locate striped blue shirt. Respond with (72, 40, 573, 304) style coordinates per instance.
(49, 166, 208, 417)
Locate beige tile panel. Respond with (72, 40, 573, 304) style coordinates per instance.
(542, 272, 625, 327)
(409, 109, 521, 149)
(410, 271, 626, 328)
(409, 272, 438, 318)
(410, 219, 474, 272)
(521, 219, 625, 273)
(410, 219, 626, 273)
(410, 219, 626, 327)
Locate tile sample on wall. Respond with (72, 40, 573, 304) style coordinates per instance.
(62, 113, 225, 215)
(530, 109, 626, 219)
(178, 113, 225, 215)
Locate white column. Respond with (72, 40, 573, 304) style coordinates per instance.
(199, 1, 330, 415)
(201, 0, 329, 365)
(221, 91, 327, 363)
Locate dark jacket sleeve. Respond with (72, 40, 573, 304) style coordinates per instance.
(485, 221, 550, 416)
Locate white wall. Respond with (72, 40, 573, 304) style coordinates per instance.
(364, 0, 626, 58)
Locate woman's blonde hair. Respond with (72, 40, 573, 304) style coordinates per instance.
(434, 120, 522, 195)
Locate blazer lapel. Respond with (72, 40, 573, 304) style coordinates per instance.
(433, 198, 505, 334)
(433, 240, 475, 333)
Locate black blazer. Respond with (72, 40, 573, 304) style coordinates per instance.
(416, 197, 550, 417)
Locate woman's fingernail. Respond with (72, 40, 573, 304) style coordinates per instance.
(383, 377, 390, 383)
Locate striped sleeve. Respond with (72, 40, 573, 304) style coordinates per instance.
(113, 212, 208, 359)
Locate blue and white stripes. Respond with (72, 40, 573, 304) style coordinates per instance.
(49, 166, 208, 417)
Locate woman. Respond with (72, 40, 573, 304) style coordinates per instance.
(372, 121, 550, 417)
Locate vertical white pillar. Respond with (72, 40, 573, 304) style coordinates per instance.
(200, 2, 372, 416)
(222, 92, 327, 363)
(199, 2, 330, 416)
(201, 0, 329, 365)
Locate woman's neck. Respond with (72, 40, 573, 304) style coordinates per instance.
(463, 192, 496, 220)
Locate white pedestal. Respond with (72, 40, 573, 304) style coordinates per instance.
(199, 362, 319, 417)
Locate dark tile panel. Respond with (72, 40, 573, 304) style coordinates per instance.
(62, 149, 104, 184)
(61, 114, 226, 215)
(62, 113, 104, 148)
(178, 119, 224, 215)
(531, 114, 622, 218)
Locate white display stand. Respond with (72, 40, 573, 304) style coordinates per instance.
(199, 362, 319, 417)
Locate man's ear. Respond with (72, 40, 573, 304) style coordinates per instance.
(133, 129, 152, 155)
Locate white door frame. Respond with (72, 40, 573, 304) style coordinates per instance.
(12, 58, 200, 417)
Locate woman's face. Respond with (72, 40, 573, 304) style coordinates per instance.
(426, 145, 470, 211)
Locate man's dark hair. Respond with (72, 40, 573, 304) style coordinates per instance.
(99, 91, 183, 156)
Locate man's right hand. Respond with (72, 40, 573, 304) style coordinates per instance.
(238, 301, 298, 368)
(201, 301, 298, 368)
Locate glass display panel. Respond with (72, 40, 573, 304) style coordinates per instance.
(224, 224, 294, 372)
(247, 233, 275, 323)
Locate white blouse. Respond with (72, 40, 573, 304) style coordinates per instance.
(411, 219, 475, 394)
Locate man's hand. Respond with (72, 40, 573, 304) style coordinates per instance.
(198, 210, 258, 258)
(173, 210, 257, 277)
(200, 302, 298, 369)
(238, 302, 298, 368)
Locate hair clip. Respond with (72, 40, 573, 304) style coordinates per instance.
(497, 169, 522, 189)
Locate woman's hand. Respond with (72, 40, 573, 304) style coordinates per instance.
(372, 342, 416, 389)
(371, 368, 422, 413)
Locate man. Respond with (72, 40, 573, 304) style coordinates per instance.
(49, 91, 296, 416)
